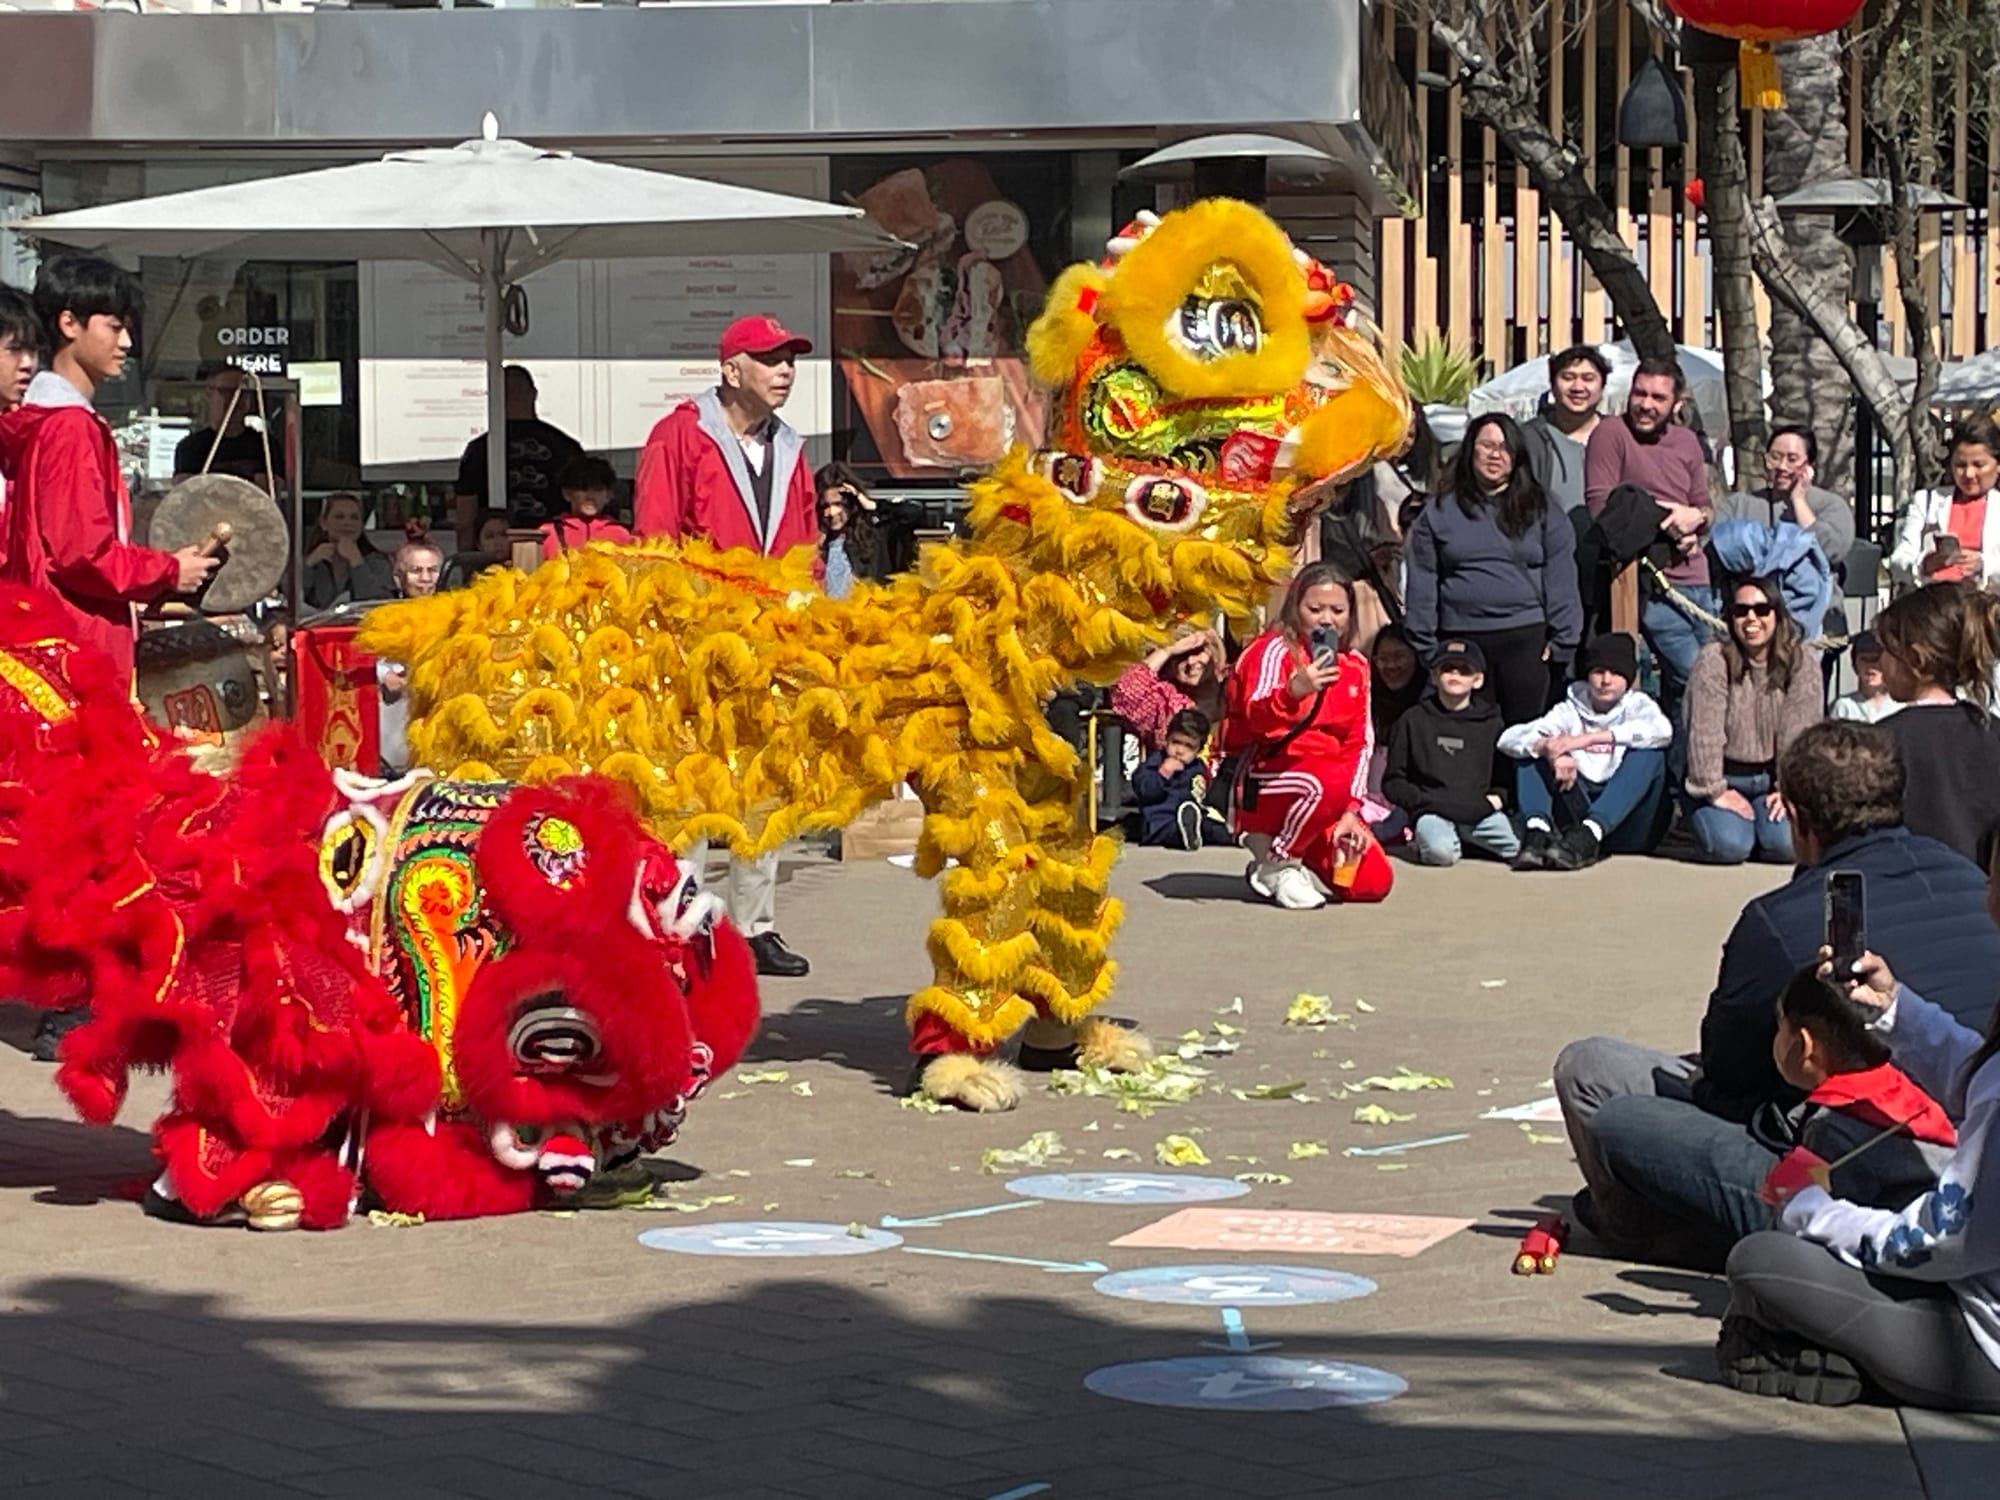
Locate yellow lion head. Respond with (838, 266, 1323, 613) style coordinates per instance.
(1012, 198, 1412, 568)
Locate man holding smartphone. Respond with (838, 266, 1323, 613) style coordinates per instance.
(1552, 721, 2000, 1260)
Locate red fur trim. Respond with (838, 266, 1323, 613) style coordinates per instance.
(475, 779, 644, 941)
(364, 1121, 541, 1221)
(688, 923, 761, 1075)
(155, 1114, 272, 1221)
(355, 1028, 444, 1122)
(451, 932, 695, 1128)
(274, 1150, 359, 1231)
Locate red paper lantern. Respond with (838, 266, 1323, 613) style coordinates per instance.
(1666, 0, 1865, 107)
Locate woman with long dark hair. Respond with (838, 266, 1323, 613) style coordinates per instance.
(1222, 563, 1394, 911)
(1684, 576, 1823, 864)
(301, 493, 395, 611)
(1874, 582, 2000, 865)
(1403, 412, 1582, 726)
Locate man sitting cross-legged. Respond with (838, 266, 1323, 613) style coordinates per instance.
(1553, 720, 2000, 1265)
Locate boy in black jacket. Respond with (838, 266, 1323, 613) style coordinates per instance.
(1134, 708, 1234, 850)
(1383, 639, 1522, 867)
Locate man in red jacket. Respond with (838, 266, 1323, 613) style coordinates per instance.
(0, 257, 216, 1064)
(633, 314, 817, 557)
(0, 256, 215, 691)
(633, 314, 817, 977)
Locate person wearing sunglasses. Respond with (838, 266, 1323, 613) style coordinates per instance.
(1685, 577, 1825, 864)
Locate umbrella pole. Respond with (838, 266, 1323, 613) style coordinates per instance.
(483, 228, 508, 536)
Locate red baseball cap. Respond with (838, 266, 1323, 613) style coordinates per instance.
(719, 314, 812, 362)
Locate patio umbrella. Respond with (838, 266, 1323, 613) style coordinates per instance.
(17, 115, 900, 596)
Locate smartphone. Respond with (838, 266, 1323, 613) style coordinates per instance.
(1825, 871, 1867, 974)
(1309, 626, 1342, 672)
(1935, 533, 1963, 559)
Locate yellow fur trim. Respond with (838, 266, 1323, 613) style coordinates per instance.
(905, 986, 1038, 1052)
(1028, 263, 1110, 388)
(1074, 1017, 1155, 1071)
(1098, 199, 1309, 400)
(361, 198, 1414, 1065)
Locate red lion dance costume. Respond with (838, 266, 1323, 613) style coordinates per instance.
(0, 587, 759, 1229)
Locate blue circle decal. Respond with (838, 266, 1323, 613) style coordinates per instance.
(1092, 1264, 1378, 1306)
(1004, 1172, 1250, 1205)
(637, 1221, 903, 1257)
(1085, 1355, 1406, 1411)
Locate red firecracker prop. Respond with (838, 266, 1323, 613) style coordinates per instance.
(1512, 1213, 1568, 1275)
(1666, 0, 1865, 109)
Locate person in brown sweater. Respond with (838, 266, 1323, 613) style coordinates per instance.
(1685, 577, 1824, 864)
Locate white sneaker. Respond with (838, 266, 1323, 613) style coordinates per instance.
(1242, 834, 1276, 896)
(1268, 864, 1328, 910)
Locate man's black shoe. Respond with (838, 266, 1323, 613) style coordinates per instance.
(142, 1186, 245, 1228)
(31, 1007, 86, 1063)
(1717, 1315, 1865, 1406)
(749, 933, 810, 978)
(1511, 827, 1554, 871)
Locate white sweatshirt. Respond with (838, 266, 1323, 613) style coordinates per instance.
(1495, 682, 1673, 785)
(1782, 987, 2000, 1373)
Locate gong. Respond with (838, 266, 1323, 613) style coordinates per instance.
(146, 473, 290, 614)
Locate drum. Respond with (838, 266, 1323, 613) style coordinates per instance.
(146, 473, 290, 615)
(291, 614, 381, 774)
(136, 619, 270, 747)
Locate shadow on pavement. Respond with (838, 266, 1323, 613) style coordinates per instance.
(1141, 871, 1260, 905)
(744, 994, 914, 1095)
(0, 1109, 156, 1205)
(0, 1267, 1926, 1500)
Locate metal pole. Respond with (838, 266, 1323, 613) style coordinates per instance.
(1856, 297, 1878, 538)
(287, 386, 304, 717)
(483, 227, 508, 532)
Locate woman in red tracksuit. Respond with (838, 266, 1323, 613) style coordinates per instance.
(1225, 562, 1394, 910)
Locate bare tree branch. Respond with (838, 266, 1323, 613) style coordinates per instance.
(1429, 15, 1678, 359)
(1745, 194, 1916, 499)
(1691, 58, 1768, 486)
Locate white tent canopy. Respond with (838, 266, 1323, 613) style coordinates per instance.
(18, 115, 900, 598)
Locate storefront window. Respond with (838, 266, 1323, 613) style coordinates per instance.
(829, 153, 1075, 486)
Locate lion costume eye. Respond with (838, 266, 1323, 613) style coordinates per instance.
(1175, 296, 1263, 361)
(509, 998, 604, 1072)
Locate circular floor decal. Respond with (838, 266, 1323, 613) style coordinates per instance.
(1092, 1264, 1378, 1306)
(637, 1221, 903, 1257)
(1004, 1172, 1250, 1205)
(1085, 1355, 1406, 1411)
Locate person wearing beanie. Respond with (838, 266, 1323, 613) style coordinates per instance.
(1382, 638, 1520, 867)
(1497, 631, 1672, 869)
(1830, 631, 1898, 725)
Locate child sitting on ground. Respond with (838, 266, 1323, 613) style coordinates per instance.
(1382, 638, 1519, 867)
(1829, 631, 1898, 724)
(1363, 625, 1423, 845)
(1497, 632, 1672, 871)
(1133, 708, 1234, 850)
(539, 455, 634, 559)
(1757, 964, 1956, 1218)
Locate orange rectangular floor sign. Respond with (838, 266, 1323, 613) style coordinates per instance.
(1111, 1208, 1470, 1258)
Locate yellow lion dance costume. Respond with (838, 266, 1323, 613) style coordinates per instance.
(361, 199, 1412, 1111)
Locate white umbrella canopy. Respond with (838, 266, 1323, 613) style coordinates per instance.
(17, 115, 901, 583)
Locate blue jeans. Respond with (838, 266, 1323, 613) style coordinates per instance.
(1412, 810, 1521, 867)
(1689, 771, 1794, 865)
(1643, 583, 1719, 786)
(1640, 584, 1720, 727)
(1590, 1093, 1779, 1265)
(1514, 748, 1667, 853)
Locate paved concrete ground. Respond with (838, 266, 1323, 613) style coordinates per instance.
(0, 846, 1959, 1498)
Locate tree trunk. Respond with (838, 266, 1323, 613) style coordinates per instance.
(1745, 196, 1915, 508)
(1692, 59, 1768, 488)
(1761, 38, 1857, 502)
(1430, 17, 1677, 360)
